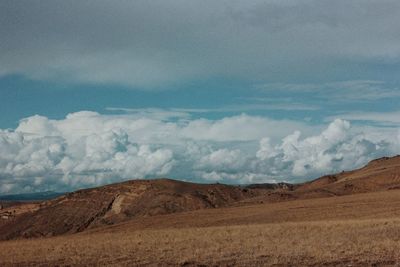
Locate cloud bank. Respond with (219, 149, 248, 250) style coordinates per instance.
(0, 111, 398, 193)
(2, 1, 400, 87)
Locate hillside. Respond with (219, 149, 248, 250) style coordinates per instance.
(1, 155, 400, 240)
(2, 189, 400, 266)
(0, 179, 269, 239)
(295, 155, 400, 195)
(239, 155, 400, 203)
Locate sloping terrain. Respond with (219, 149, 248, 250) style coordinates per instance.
(239, 155, 400, 204)
(1, 155, 400, 265)
(1, 155, 399, 240)
(0, 179, 269, 239)
(1, 189, 400, 266)
(295, 155, 400, 195)
(0, 202, 40, 228)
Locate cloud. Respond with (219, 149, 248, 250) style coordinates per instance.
(180, 115, 315, 142)
(329, 111, 400, 125)
(107, 103, 319, 116)
(259, 80, 400, 102)
(0, 127, 174, 193)
(196, 119, 399, 183)
(0, 111, 398, 193)
(2, 1, 400, 87)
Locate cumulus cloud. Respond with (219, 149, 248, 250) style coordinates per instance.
(196, 119, 399, 183)
(0, 111, 398, 193)
(0, 127, 174, 193)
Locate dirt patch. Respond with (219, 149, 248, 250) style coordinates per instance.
(111, 195, 125, 214)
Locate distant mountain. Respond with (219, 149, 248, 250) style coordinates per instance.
(0, 191, 65, 201)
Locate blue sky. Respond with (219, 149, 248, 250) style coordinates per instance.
(0, 1, 400, 193)
(2, 75, 399, 129)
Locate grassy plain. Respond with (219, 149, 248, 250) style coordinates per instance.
(1, 190, 400, 266)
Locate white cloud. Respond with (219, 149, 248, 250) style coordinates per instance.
(330, 111, 400, 125)
(196, 119, 399, 183)
(259, 80, 400, 102)
(0, 127, 174, 193)
(0, 111, 398, 193)
(197, 149, 247, 171)
(180, 114, 315, 142)
(256, 119, 397, 177)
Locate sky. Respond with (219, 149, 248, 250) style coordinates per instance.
(0, 0, 400, 193)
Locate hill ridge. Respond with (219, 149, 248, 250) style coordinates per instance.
(1, 155, 400, 240)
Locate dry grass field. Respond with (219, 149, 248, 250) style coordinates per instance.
(1, 218, 400, 266)
(1, 190, 400, 266)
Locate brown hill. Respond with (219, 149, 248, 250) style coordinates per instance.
(295, 155, 400, 196)
(3, 189, 400, 266)
(243, 155, 400, 202)
(0, 179, 270, 239)
(1, 155, 399, 240)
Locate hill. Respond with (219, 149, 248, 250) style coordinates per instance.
(0, 155, 399, 240)
(0, 179, 270, 239)
(295, 155, 400, 195)
(239, 155, 400, 203)
(2, 188, 400, 266)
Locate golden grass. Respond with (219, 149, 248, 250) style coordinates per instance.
(1, 190, 400, 266)
(0, 218, 399, 266)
